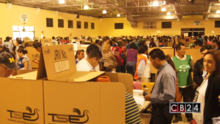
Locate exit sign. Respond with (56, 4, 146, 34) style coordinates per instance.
(194, 20, 201, 25)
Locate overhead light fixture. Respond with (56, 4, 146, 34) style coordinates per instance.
(102, 10, 107, 14)
(167, 12, 171, 15)
(117, 14, 121, 17)
(153, 1, 159, 6)
(161, 7, 166, 11)
(216, 10, 220, 13)
(83, 5, 89, 10)
(59, 0, 65, 4)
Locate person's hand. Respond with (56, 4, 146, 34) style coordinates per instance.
(144, 91, 151, 101)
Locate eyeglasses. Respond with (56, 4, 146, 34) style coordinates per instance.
(96, 58, 101, 63)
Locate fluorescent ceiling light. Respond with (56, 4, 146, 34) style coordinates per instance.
(59, 0, 65, 4)
(216, 10, 220, 13)
(161, 7, 166, 11)
(102, 10, 107, 14)
(83, 5, 89, 10)
(117, 14, 121, 17)
(153, 1, 159, 6)
(167, 12, 171, 15)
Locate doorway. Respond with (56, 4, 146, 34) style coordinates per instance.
(181, 28, 205, 37)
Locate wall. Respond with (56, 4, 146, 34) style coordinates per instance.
(0, 3, 100, 39)
(1, 2, 220, 40)
(99, 16, 220, 36)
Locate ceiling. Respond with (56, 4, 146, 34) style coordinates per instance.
(1, 0, 220, 21)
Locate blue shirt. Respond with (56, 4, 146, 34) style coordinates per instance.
(151, 62, 176, 104)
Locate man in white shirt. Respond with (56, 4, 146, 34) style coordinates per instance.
(81, 44, 101, 71)
(77, 49, 102, 72)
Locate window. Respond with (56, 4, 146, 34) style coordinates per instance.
(215, 21, 220, 28)
(84, 22, 88, 29)
(12, 26, 35, 40)
(162, 22, 172, 28)
(91, 23, 95, 29)
(77, 21, 81, 29)
(58, 19, 64, 28)
(68, 20, 73, 28)
(115, 23, 123, 29)
(46, 18, 53, 27)
(143, 22, 156, 29)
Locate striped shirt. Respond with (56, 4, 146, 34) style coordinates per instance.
(125, 92, 141, 124)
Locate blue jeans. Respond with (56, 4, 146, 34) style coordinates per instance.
(126, 61, 136, 77)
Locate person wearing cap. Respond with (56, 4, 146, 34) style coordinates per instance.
(0, 52, 17, 77)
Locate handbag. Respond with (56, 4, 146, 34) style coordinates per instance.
(96, 76, 111, 82)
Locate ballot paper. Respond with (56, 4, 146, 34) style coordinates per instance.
(133, 96, 145, 107)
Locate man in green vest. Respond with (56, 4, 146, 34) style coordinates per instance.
(172, 43, 194, 123)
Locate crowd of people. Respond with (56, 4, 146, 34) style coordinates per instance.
(0, 35, 220, 124)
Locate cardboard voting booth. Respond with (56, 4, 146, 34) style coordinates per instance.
(41, 38, 53, 46)
(41, 45, 133, 94)
(26, 47, 40, 69)
(185, 48, 201, 63)
(0, 78, 44, 124)
(44, 81, 125, 124)
(149, 47, 174, 74)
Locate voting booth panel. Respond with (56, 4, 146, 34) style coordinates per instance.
(41, 45, 133, 94)
(44, 81, 125, 124)
(41, 38, 53, 46)
(185, 48, 201, 63)
(149, 47, 174, 74)
(0, 78, 44, 124)
(26, 47, 40, 69)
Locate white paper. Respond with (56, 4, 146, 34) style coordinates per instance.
(54, 60, 70, 73)
(133, 96, 145, 107)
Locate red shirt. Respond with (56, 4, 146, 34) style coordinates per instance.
(112, 46, 124, 66)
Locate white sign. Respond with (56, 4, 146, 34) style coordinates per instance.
(21, 14, 28, 22)
(184, 33, 188, 37)
(54, 60, 70, 73)
(194, 20, 201, 25)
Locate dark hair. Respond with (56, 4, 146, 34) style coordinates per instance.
(17, 46, 28, 54)
(138, 44, 148, 54)
(103, 36, 110, 42)
(5, 36, 10, 42)
(130, 43, 137, 49)
(200, 45, 210, 53)
(175, 42, 185, 51)
(0, 46, 10, 53)
(118, 41, 123, 47)
(52, 36, 55, 39)
(149, 49, 166, 60)
(204, 49, 220, 75)
(138, 40, 146, 46)
(106, 65, 115, 72)
(33, 42, 42, 49)
(212, 40, 218, 44)
(95, 40, 99, 44)
(194, 40, 203, 47)
(17, 40, 23, 45)
(86, 44, 99, 54)
(87, 49, 102, 59)
(75, 50, 84, 59)
(165, 55, 177, 72)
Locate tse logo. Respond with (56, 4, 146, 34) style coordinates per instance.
(170, 102, 201, 113)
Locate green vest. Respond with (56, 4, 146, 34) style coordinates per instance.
(172, 55, 193, 87)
